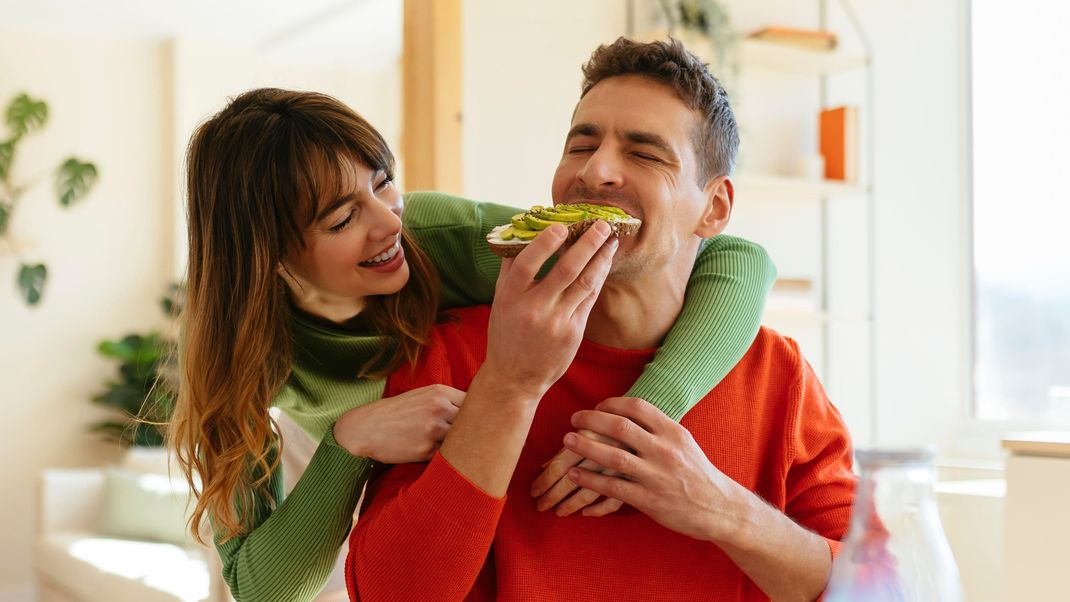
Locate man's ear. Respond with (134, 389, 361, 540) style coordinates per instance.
(695, 175, 734, 238)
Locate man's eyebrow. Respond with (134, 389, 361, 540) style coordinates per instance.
(315, 193, 358, 222)
(565, 123, 601, 142)
(624, 130, 675, 157)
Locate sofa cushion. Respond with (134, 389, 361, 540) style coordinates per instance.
(96, 466, 193, 547)
(34, 532, 209, 602)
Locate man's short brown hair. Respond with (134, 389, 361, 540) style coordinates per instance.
(580, 37, 739, 185)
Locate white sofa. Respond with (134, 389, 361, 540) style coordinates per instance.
(34, 452, 231, 602)
(34, 415, 351, 602)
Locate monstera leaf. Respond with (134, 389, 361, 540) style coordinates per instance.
(0, 139, 13, 180)
(17, 263, 47, 305)
(56, 158, 98, 207)
(5, 93, 48, 139)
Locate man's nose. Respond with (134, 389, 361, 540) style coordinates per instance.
(578, 146, 625, 189)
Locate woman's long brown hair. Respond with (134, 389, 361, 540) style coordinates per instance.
(170, 88, 439, 543)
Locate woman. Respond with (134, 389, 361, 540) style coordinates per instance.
(170, 88, 774, 602)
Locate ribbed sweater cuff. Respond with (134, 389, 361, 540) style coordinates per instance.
(319, 425, 377, 481)
(424, 452, 505, 530)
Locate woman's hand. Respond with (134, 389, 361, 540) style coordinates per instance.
(332, 384, 465, 463)
(531, 431, 626, 517)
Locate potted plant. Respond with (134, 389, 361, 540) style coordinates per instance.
(91, 285, 182, 447)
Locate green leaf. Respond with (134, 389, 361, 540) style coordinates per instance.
(56, 158, 98, 207)
(5, 93, 48, 139)
(0, 203, 9, 236)
(0, 139, 14, 180)
(17, 263, 47, 305)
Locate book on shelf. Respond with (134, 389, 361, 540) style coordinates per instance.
(819, 106, 859, 182)
(746, 27, 838, 51)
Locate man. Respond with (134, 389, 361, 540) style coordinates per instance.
(346, 38, 856, 602)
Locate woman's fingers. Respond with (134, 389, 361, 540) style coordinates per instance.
(553, 484, 604, 517)
(581, 496, 625, 518)
(530, 447, 584, 497)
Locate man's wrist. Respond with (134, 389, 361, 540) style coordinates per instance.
(469, 368, 548, 406)
(704, 484, 765, 552)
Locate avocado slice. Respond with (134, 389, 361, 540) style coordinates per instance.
(523, 213, 555, 230)
(512, 214, 533, 230)
(512, 227, 538, 240)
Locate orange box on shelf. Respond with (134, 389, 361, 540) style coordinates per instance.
(819, 106, 858, 182)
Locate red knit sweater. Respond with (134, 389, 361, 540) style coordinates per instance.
(347, 306, 856, 602)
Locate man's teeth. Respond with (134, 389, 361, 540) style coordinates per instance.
(361, 241, 400, 266)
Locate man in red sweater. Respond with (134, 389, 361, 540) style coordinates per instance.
(347, 38, 856, 601)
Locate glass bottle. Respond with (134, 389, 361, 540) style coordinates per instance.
(824, 447, 964, 602)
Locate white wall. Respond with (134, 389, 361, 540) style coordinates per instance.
(167, 36, 401, 278)
(460, 0, 628, 205)
(0, 26, 401, 600)
(0, 30, 174, 598)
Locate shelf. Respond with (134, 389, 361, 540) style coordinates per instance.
(737, 39, 866, 76)
(634, 32, 865, 78)
(734, 173, 867, 199)
(764, 308, 872, 324)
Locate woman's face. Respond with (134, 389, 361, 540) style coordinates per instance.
(281, 159, 409, 317)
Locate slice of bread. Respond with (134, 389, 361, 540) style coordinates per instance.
(486, 204, 641, 258)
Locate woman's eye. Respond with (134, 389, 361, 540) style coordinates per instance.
(329, 211, 354, 233)
(375, 176, 394, 191)
(569, 146, 595, 154)
(634, 152, 661, 162)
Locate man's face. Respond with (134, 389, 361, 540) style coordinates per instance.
(551, 74, 723, 279)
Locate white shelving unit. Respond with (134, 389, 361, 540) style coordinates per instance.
(736, 38, 866, 76)
(734, 173, 868, 199)
(633, 0, 877, 442)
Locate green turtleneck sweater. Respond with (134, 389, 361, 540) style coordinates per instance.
(214, 191, 776, 602)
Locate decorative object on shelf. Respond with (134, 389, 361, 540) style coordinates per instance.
(746, 26, 838, 52)
(794, 153, 827, 182)
(0, 92, 99, 306)
(91, 284, 182, 447)
(656, 0, 739, 77)
(819, 105, 858, 182)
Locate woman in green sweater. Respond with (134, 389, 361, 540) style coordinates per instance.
(170, 88, 775, 602)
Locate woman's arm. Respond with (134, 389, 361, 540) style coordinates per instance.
(404, 191, 776, 417)
(626, 234, 776, 418)
(403, 191, 519, 307)
(214, 430, 374, 602)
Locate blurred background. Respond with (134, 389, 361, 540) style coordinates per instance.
(1, 0, 1067, 601)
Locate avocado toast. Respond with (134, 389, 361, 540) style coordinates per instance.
(486, 203, 641, 258)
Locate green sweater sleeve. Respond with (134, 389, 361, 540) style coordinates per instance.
(625, 234, 776, 419)
(404, 190, 776, 421)
(214, 428, 375, 602)
(404, 190, 517, 307)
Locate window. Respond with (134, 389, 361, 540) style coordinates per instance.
(972, 1, 1070, 422)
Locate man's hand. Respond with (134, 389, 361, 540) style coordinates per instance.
(563, 396, 833, 602)
(562, 396, 751, 541)
(530, 431, 626, 517)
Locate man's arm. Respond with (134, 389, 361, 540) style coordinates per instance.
(565, 391, 854, 602)
(348, 223, 618, 600)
